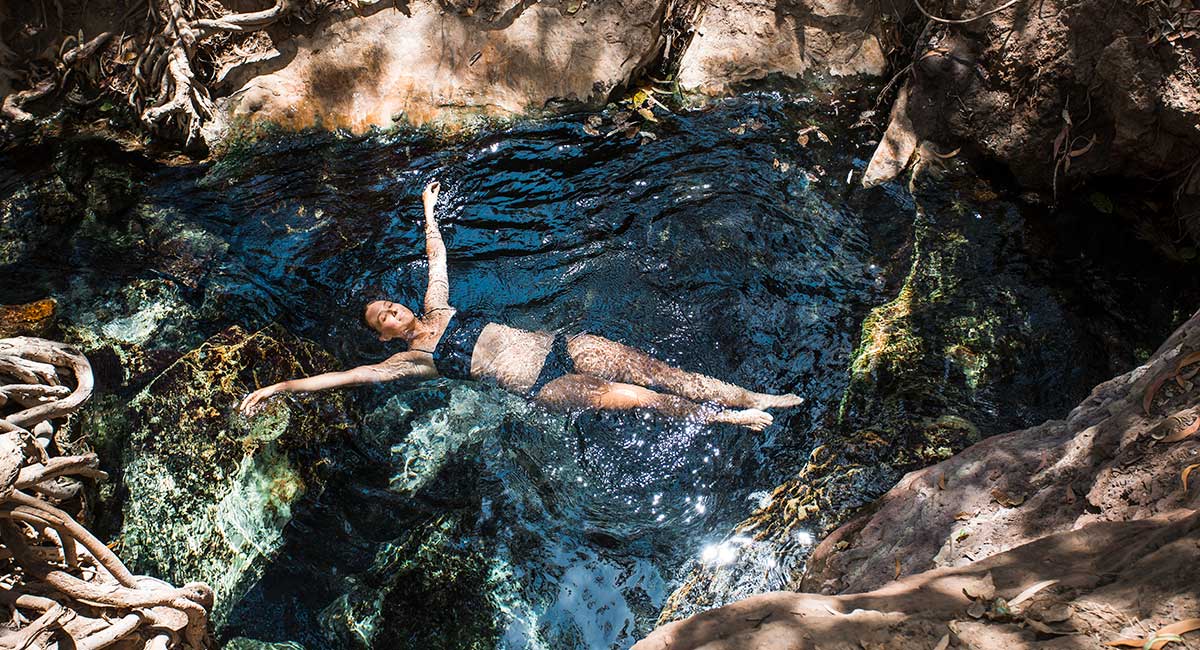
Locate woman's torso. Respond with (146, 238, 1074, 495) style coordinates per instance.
(419, 310, 556, 394)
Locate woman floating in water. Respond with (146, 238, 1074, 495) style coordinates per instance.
(240, 181, 804, 430)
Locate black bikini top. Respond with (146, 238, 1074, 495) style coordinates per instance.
(411, 308, 488, 380)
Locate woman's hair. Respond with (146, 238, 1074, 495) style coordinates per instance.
(361, 300, 381, 333)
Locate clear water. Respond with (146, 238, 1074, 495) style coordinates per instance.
(198, 96, 884, 649)
(6, 92, 1185, 650)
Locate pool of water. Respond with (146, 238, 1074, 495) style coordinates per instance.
(3, 92, 1190, 650)
(198, 97, 885, 649)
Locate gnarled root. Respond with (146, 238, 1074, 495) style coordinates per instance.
(0, 337, 213, 650)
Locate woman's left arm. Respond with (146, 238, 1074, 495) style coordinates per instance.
(421, 181, 451, 312)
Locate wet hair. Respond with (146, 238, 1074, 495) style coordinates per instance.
(362, 300, 382, 333)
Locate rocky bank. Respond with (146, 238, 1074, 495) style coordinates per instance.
(636, 306, 1200, 648)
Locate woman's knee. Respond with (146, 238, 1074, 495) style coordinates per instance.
(533, 373, 606, 409)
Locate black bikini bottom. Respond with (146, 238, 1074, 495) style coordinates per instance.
(527, 333, 576, 395)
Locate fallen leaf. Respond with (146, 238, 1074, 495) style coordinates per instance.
(967, 600, 986, 618)
(894, 557, 901, 579)
(1183, 463, 1200, 491)
(1009, 579, 1058, 607)
(582, 124, 600, 136)
(748, 118, 764, 131)
(729, 125, 746, 135)
(585, 115, 603, 127)
(954, 511, 973, 520)
(1144, 371, 1171, 414)
(991, 489, 1026, 508)
(938, 474, 947, 490)
(797, 133, 810, 146)
(1105, 619, 1200, 650)
(1151, 406, 1200, 443)
(637, 107, 658, 122)
(1069, 134, 1097, 157)
(1025, 618, 1075, 636)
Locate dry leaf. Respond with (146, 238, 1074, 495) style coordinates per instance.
(1069, 134, 1097, 157)
(1009, 579, 1058, 607)
(797, 133, 810, 146)
(585, 115, 603, 127)
(967, 600, 986, 618)
(1105, 619, 1200, 649)
(582, 125, 600, 136)
(729, 125, 746, 135)
(637, 107, 658, 122)
(991, 489, 1026, 507)
(1183, 463, 1200, 491)
(894, 557, 901, 579)
(1025, 619, 1074, 636)
(954, 511, 973, 520)
(938, 474, 947, 490)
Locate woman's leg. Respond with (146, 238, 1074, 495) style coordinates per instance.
(534, 374, 774, 431)
(564, 334, 804, 409)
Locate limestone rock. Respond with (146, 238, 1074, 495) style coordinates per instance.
(674, 0, 887, 95)
(109, 324, 354, 626)
(215, 0, 668, 138)
(637, 309, 1200, 650)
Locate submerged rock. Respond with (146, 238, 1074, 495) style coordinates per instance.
(657, 174, 1161, 622)
(108, 324, 354, 626)
(0, 298, 57, 337)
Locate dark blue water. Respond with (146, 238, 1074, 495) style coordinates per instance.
(199, 98, 885, 649)
(0, 95, 895, 648)
(4, 92, 1197, 649)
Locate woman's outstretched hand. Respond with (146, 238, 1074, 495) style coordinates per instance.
(240, 383, 283, 415)
(422, 180, 440, 206)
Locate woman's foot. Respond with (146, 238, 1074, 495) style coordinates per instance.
(748, 393, 805, 410)
(712, 408, 773, 431)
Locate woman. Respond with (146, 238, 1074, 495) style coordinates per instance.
(240, 181, 804, 430)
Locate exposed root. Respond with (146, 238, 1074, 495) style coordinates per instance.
(0, 336, 213, 650)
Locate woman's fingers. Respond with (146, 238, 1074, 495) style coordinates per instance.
(239, 388, 271, 415)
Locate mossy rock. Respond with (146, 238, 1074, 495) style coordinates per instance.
(112, 324, 355, 626)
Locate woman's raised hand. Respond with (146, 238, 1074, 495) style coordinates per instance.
(423, 180, 440, 206)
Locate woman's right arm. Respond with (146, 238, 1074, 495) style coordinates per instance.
(239, 351, 437, 414)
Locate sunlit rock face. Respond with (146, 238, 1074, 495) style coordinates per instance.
(674, 0, 888, 95)
(215, 0, 668, 138)
(110, 324, 355, 625)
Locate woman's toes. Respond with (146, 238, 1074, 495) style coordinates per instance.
(737, 408, 773, 431)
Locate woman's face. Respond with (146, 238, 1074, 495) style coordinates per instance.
(365, 300, 415, 341)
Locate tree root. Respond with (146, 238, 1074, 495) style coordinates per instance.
(0, 337, 213, 650)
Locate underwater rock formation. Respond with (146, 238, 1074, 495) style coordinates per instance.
(0, 299, 57, 338)
(108, 324, 354, 626)
(636, 307, 1200, 650)
(656, 175, 1163, 622)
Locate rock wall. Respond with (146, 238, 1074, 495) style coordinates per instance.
(636, 307, 1200, 650)
(207, 0, 890, 143)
